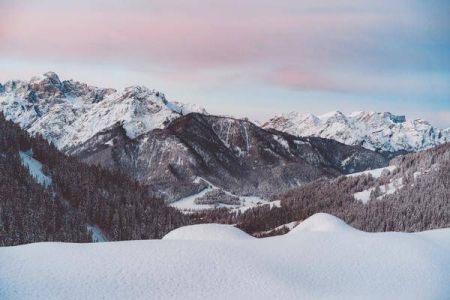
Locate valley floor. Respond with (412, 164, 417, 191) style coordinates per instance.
(1, 214, 450, 300)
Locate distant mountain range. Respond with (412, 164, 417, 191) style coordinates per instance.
(0, 72, 205, 151)
(1, 72, 449, 247)
(0, 72, 389, 202)
(263, 111, 450, 153)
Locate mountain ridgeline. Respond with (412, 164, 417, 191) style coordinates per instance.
(263, 111, 450, 153)
(0, 72, 390, 202)
(191, 143, 450, 235)
(0, 114, 187, 246)
(1, 72, 449, 246)
(70, 113, 390, 201)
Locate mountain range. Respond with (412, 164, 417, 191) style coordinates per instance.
(1, 72, 449, 247)
(263, 111, 450, 153)
(0, 72, 390, 202)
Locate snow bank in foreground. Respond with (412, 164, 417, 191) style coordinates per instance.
(163, 224, 253, 241)
(1, 213, 450, 300)
(289, 213, 357, 234)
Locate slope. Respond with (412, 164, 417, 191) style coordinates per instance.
(1, 214, 449, 299)
(0, 113, 188, 246)
(71, 113, 389, 202)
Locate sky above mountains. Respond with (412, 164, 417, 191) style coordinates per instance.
(1, 0, 449, 127)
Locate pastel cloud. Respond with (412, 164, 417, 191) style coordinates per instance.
(1, 0, 449, 125)
(2, 1, 447, 70)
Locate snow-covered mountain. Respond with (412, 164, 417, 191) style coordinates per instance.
(0, 72, 205, 151)
(0, 73, 390, 203)
(72, 112, 389, 202)
(263, 111, 450, 153)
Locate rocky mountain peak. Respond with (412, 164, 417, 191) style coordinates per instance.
(263, 110, 450, 152)
(31, 71, 62, 86)
(383, 112, 406, 124)
(0, 73, 205, 149)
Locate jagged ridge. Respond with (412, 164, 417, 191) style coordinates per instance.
(0, 72, 205, 151)
(263, 110, 450, 153)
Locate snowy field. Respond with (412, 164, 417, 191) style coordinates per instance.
(1, 213, 450, 300)
(170, 177, 279, 213)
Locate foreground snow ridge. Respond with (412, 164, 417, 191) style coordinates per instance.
(2, 214, 450, 300)
(163, 224, 254, 241)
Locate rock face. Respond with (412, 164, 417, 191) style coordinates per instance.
(263, 111, 450, 153)
(0, 72, 204, 151)
(1, 73, 389, 202)
(70, 113, 389, 201)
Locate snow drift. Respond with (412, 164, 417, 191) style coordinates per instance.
(1, 213, 450, 299)
(163, 224, 254, 241)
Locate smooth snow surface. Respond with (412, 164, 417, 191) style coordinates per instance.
(19, 151, 52, 187)
(2, 213, 450, 300)
(289, 213, 357, 233)
(163, 224, 254, 241)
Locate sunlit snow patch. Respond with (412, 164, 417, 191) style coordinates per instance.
(353, 177, 404, 204)
(289, 213, 357, 234)
(163, 224, 254, 241)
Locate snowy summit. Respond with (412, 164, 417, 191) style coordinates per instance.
(0, 72, 205, 150)
(263, 111, 450, 153)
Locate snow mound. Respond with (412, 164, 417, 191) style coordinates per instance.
(2, 215, 450, 299)
(289, 213, 357, 234)
(163, 224, 253, 241)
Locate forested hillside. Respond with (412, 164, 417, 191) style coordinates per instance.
(0, 114, 188, 246)
(190, 143, 450, 235)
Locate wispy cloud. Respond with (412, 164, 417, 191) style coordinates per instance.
(1, 0, 449, 125)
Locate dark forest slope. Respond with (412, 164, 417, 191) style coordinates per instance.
(0, 114, 187, 246)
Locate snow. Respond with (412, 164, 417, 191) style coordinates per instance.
(347, 165, 396, 179)
(86, 225, 108, 243)
(264, 111, 450, 152)
(163, 224, 254, 241)
(19, 151, 52, 187)
(289, 213, 357, 233)
(0, 76, 206, 151)
(165, 101, 183, 114)
(353, 177, 404, 204)
(273, 135, 290, 151)
(170, 177, 274, 213)
(2, 213, 450, 299)
(353, 189, 373, 203)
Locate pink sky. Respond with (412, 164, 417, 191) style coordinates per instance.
(1, 0, 449, 126)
